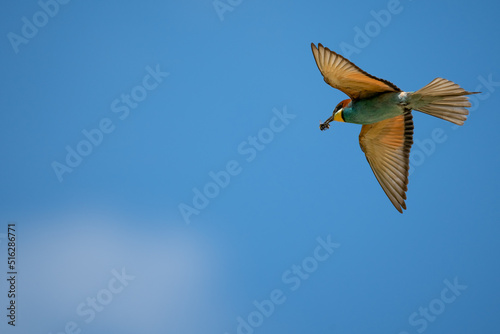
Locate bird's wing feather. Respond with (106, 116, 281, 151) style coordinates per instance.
(358, 111, 414, 213)
(311, 43, 401, 100)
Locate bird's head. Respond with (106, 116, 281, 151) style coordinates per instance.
(332, 99, 351, 122)
(319, 98, 351, 131)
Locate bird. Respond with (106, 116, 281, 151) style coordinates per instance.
(311, 43, 479, 213)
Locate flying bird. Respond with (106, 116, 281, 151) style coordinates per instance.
(311, 43, 478, 213)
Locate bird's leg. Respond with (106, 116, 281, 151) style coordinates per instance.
(319, 114, 335, 131)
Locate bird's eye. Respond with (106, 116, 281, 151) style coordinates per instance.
(334, 102, 343, 112)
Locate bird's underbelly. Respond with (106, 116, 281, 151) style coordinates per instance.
(344, 92, 408, 124)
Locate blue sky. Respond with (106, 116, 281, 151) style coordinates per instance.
(1, 1, 499, 333)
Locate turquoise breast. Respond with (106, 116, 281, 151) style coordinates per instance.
(343, 92, 410, 124)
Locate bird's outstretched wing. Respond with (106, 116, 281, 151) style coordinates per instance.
(311, 43, 401, 100)
(358, 111, 414, 213)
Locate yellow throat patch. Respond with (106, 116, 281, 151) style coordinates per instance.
(333, 110, 344, 122)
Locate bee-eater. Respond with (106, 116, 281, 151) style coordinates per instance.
(311, 43, 478, 213)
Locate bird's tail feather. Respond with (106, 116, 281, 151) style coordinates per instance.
(411, 78, 479, 126)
